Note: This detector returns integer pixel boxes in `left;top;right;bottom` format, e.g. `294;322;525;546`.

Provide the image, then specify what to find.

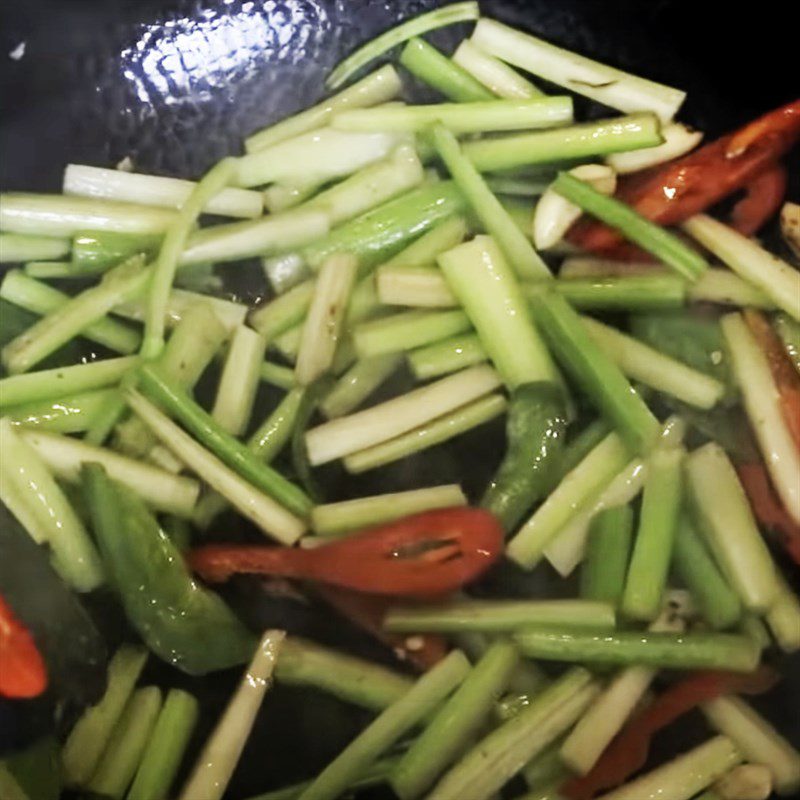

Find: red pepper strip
561;666;778;800
314;584;448;672
568;99;800;254
730;164;788;236
189;508;504;598
0;594;47;699
737;462;800;567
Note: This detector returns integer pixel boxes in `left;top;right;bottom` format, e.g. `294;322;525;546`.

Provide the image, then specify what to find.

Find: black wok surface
1;1;798;797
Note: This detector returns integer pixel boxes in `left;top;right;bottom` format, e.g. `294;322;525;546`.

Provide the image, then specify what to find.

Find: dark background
1;1;798;797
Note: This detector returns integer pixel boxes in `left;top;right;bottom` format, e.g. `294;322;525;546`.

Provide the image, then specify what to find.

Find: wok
1;1;798;796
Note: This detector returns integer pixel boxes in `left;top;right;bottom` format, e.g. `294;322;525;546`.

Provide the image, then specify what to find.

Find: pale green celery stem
127;390;306;544
353;309;472;358
1;258;148;373
22;261;76;279
295;253;358;386
773;313;800;372
211;325;267;436
305;364;501;465
471;18;685;121
452;40;544;99
582;317;725;409
86;686;163;800
0;418;104;592
250;280;316;339
179;631;285;800
4;388;117;434
722;312;800;523
263;180;324;213
297;650;471;800
765;573;800;654
311;484;466;536
0;355;138;407
702;695;800;796
376;265;456;308
319;354;402;418
507;431;631;570
427;668;598;800
407;333;488;380
683;214;800;320
344;393;507;473
434;127;550;281
0;232;71;262
61;646;148;787
245;65;402;152
63;163;263;218
325;2;479;89
260;362;296;390
0;193;178;236
685;442;779;612
142;157;235;358
438;236;557;387
20;429;200;517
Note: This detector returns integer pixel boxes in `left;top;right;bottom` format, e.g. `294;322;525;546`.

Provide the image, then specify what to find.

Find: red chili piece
0;594;47;699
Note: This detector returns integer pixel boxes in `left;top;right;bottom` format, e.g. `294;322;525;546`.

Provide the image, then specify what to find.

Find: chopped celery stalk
685;443;778;612
211;326;267;436
64;164;262;218
521;741;570;789
377;214;469;268
385;599;616;633
515;627;759;671
486;176;551;196
263;252;313;295
376;265;457;307
22;261;77;279
4;388;117;434
0;355;137;407
71;230;161;273
582;317;725;408
714;764;772;800
739;613;771;652
300;144;425;226
135;364;311;517
245;65;402;152
0;193;178;236
179;631;285;800
319;354;402;418
353;309;472;358
264;180;324;213
0;269;141;354
143;157;236;358
260;361;295;390
773;313;800;373
580;504;634;606
312;484;466;536
593;736;741;800
399;37;494;103
0;419;104;591
453;39;544;99
299;182;468;274
306;363;501;465
408;333;488;380
683;215;800;320
20;429;200;517
765;573;800;654
702;695;800;796
127;390;306;544
427;668;598;800
672;515;742;631
540;275;687;311
472;19;685;121
235;128;404;188
553;172;709;280
297;650;470;800
507;432;631;570
559;257;664;278
127;689;199;800
621;447;684;621
528;289;660;453
86;686;163;800
434;127;551;280
250;280;316;339
438;237;556;385
392;640;520;800
722;313;800;523
295;253;358;385
0;232;70;262
275;637;414;711
463;114;662;172
335;96;572;134
606;122;703;173
2;256;148;374
326;2;480;89
61;646;148;787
